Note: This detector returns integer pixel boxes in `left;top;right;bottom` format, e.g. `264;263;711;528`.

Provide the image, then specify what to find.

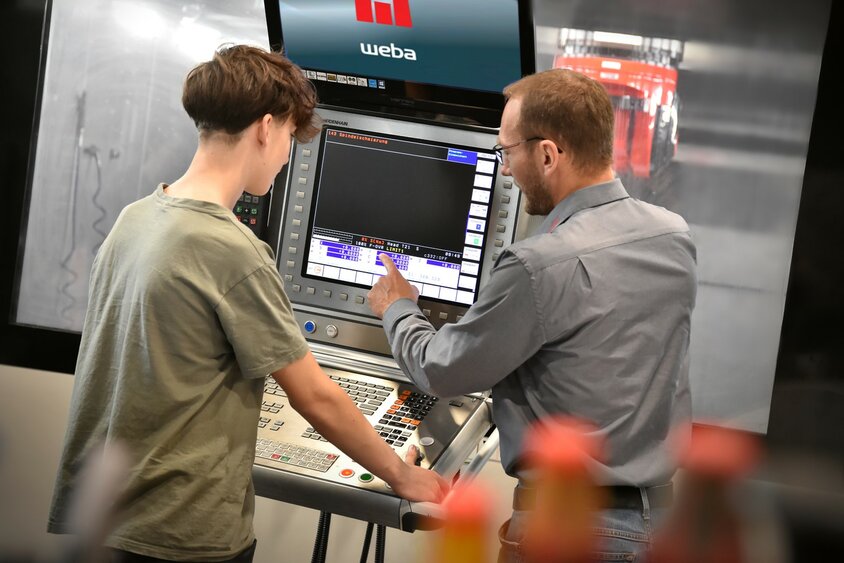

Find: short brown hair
182;44;320;143
504;69;614;174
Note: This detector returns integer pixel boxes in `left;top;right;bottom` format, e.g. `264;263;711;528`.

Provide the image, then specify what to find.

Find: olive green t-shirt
47;185;309;561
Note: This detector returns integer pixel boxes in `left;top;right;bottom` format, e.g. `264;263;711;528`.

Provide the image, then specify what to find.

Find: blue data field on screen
446;149;478;165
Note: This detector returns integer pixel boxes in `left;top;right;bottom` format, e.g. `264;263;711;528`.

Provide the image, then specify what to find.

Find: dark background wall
767;0;843;469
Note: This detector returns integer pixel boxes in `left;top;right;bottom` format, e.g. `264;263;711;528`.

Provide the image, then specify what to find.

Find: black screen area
314;139;474;252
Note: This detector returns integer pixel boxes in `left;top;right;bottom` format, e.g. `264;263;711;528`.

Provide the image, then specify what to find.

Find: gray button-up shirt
383;179;696;486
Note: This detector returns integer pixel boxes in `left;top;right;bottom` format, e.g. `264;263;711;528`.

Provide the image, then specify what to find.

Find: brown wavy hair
182;44;320;143
504;69;614;174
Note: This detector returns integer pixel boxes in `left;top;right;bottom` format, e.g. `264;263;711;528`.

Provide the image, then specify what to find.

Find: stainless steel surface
295;307;394;358
532;0;831;433
16;0;268;331
461;427;500;483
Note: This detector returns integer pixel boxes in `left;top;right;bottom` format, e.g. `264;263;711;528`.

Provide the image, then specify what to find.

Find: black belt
513;483;673;511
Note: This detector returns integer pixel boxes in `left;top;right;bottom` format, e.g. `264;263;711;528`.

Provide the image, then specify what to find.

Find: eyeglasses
492;137;561;164
492;137;541;164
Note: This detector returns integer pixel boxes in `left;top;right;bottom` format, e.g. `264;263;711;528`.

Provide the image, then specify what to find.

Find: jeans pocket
592;524;648;562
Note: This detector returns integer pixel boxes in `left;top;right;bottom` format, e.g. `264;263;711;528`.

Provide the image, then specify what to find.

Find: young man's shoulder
108;191;276;269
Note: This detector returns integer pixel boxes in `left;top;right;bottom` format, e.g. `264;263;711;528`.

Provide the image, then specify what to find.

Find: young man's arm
271;351;449;502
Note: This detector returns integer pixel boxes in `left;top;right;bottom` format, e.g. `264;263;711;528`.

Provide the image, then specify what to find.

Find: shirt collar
535;178;630;234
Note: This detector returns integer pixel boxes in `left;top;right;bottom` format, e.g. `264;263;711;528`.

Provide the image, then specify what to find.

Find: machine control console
254;367;486;493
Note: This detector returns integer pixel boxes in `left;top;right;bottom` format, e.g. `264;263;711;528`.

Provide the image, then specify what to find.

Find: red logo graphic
355;0;412;27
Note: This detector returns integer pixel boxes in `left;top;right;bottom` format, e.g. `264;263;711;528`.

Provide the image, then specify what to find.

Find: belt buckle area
513;483;672;511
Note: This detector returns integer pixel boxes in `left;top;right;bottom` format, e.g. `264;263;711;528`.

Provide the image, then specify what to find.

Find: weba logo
360;42;417;60
355;0;417;61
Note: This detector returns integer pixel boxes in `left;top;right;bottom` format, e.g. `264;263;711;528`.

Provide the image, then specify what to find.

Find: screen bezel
263;0;535;127
301;124;498;308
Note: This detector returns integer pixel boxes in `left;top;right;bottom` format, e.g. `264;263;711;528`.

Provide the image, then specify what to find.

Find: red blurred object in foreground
432;481;493;563
650;424;763;563
681;423;762;478
522;416;604;472
520;416;605;563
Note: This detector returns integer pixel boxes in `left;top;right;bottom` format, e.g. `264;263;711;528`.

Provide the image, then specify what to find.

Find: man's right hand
387;445;450;502
367;253;419;319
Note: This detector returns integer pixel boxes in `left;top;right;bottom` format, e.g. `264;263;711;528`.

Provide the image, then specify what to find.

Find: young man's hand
367;253;419;318
387;445;450;502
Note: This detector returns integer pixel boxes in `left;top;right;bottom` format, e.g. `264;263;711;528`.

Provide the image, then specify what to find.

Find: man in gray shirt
368;69;696;560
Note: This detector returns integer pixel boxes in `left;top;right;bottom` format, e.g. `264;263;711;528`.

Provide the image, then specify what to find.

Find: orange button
339;468;355;478
387;409;397;414
410;420;421;426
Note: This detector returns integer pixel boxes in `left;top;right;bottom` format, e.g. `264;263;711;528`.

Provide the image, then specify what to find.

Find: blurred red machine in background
554;29;684;180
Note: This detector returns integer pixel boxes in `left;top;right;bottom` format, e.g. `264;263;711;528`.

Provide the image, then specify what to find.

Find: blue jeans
498;504;667;563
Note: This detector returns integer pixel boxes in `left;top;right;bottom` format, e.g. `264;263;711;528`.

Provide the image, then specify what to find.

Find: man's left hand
367;253;419;318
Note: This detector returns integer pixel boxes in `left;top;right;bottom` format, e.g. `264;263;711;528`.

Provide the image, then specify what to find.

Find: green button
358;473;374;483
235;205;243;213
251;208;258;215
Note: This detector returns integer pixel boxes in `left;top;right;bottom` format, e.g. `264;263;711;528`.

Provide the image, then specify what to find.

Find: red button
339;468;355;478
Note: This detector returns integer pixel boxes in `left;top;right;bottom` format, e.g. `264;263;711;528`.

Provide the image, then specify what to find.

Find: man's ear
541;140;562;175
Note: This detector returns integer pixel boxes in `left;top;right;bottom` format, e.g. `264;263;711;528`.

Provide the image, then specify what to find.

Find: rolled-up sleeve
382;251;546;397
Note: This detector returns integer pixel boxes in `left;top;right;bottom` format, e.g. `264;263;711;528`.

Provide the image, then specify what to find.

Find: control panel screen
303;127;498;306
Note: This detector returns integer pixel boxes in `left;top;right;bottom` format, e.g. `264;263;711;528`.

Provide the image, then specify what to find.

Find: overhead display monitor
264;0;535;124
